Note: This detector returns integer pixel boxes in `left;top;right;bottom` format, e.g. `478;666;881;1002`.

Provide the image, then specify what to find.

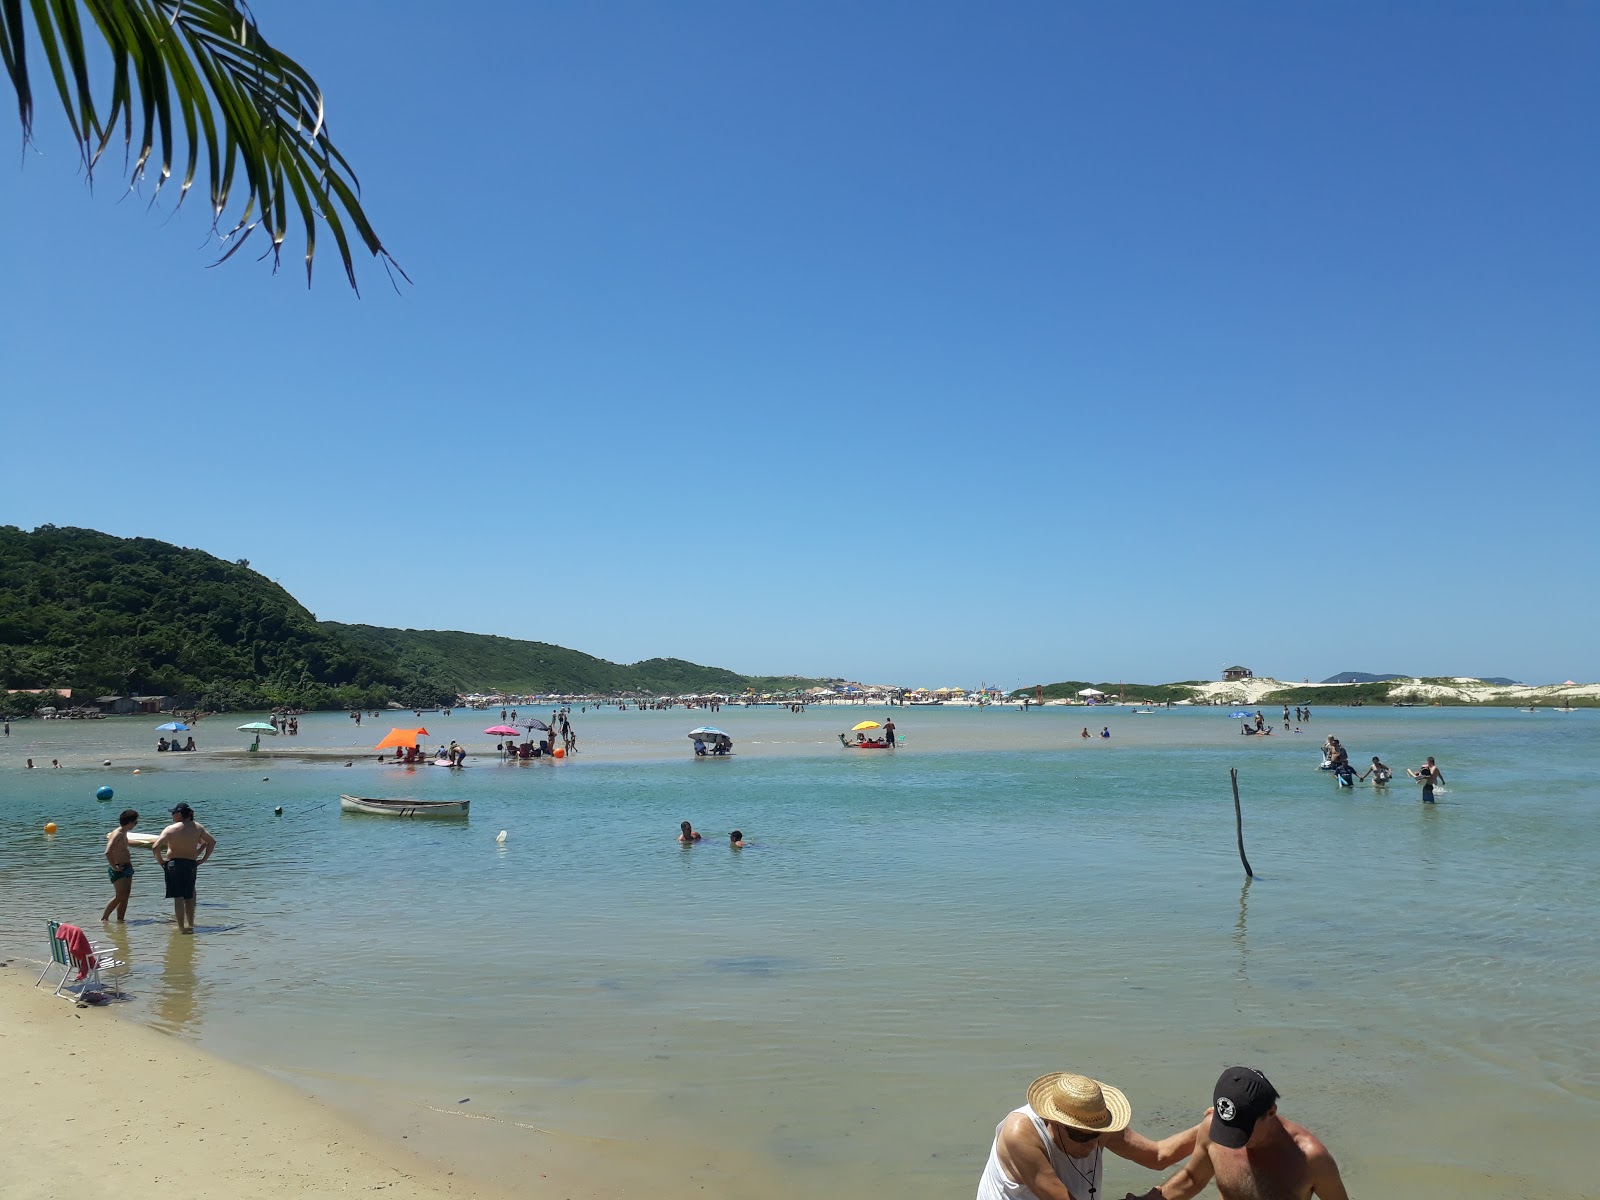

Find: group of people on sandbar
976;1066;1346;1199
156;735;197;752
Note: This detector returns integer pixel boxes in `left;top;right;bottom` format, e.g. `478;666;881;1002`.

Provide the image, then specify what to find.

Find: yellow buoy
44;822;57;835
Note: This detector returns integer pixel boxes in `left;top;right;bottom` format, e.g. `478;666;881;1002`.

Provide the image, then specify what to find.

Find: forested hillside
324;624;822;696
0;526;452;712
0;527;821;713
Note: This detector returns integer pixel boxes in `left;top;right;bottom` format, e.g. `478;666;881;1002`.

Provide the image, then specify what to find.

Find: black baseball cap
1211;1066;1279;1148
171;802;195;819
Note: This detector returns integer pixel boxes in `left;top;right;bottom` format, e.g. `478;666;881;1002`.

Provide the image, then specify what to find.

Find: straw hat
1027;1073;1132;1133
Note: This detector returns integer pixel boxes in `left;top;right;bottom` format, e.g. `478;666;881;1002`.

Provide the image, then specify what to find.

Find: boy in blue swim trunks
102;809;139;922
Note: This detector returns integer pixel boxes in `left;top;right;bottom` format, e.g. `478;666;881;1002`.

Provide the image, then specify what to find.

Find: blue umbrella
1228;710;1254;719
156;721;190;732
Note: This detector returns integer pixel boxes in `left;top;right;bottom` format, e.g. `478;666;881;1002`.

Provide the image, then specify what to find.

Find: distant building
1222;665;1254;681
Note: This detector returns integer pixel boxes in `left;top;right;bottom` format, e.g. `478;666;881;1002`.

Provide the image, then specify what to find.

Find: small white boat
339;794;469;818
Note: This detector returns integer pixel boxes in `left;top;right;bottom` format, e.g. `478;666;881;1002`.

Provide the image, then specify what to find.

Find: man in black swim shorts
150;802;217;934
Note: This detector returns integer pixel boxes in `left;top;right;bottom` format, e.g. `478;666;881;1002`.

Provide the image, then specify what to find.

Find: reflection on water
1;705;1597;1199
1233;878;1250;984
152;927;204;1034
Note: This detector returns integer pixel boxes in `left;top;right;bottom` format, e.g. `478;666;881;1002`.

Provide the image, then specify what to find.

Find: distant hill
324;624;823;697
0;526;823;714
1322;671;1523;686
0;525;451;712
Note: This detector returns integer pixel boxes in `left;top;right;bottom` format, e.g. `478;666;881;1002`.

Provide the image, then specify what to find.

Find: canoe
339;794;469;818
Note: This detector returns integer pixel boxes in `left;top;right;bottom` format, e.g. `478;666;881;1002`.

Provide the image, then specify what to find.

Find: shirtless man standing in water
150;803;217;933
1126;1067;1348;1200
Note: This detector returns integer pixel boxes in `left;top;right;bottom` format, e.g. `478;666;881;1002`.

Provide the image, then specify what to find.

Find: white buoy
495;830;508;844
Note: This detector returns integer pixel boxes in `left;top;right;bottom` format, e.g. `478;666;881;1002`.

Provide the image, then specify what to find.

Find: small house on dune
1222;666;1254;681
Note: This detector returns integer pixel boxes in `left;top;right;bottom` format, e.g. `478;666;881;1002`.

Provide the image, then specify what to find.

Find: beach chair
34;920;128;999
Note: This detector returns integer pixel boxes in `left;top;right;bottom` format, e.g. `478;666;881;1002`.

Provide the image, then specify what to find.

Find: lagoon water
2;705;1596;1198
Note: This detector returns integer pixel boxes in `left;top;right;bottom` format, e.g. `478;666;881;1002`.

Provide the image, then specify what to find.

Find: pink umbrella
483;725;521;736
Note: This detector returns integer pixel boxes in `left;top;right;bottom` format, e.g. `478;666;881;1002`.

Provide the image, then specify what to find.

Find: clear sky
3;2;1596;687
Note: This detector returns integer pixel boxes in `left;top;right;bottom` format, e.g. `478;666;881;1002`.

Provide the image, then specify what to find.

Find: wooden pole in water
1231;767;1254;878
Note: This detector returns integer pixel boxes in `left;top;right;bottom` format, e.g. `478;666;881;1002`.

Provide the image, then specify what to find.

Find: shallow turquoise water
2;705;1596;1198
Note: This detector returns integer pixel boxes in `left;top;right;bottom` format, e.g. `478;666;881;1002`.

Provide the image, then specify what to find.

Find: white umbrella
1077;688;1105;697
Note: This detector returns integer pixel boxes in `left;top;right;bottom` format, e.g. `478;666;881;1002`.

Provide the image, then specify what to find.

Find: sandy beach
0;965;518;1200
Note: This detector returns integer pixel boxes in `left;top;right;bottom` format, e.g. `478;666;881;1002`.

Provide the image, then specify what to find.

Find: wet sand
0;966;519;1200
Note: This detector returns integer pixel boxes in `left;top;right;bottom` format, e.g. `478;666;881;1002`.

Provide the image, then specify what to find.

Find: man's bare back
1209;1115;1330;1200
154;820;213;862
1130;1111;1348;1200
104;826;131;867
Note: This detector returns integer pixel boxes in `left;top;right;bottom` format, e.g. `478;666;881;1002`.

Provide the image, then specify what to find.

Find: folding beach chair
34;920;128;999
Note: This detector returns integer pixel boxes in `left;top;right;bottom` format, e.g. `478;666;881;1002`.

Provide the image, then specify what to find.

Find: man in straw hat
976;1071;1200;1200
1124;1066;1348;1199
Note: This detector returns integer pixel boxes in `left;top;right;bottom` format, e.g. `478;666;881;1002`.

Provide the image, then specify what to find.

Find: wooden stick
1231;767;1254;878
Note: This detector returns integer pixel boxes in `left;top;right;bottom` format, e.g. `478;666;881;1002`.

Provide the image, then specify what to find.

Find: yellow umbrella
851;720;881;731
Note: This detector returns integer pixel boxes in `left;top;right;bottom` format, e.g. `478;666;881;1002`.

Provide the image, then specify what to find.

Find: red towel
56;923;96;979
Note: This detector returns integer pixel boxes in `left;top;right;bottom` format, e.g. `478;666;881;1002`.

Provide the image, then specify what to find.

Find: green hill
323;623;822;697
0;525;450;713
0;526;823;713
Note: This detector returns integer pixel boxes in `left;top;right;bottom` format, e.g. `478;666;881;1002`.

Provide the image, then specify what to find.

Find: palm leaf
3;0;400;291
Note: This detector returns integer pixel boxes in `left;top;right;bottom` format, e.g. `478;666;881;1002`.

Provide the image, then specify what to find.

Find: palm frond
3;0;400;291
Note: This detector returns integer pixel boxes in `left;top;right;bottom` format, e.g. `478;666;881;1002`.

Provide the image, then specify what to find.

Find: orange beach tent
375;727;430;750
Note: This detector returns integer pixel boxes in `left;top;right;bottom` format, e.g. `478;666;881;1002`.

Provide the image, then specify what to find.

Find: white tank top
975;1105;1104;1200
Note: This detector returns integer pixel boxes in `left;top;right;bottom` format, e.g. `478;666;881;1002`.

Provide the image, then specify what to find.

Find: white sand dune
1181;677;1596;705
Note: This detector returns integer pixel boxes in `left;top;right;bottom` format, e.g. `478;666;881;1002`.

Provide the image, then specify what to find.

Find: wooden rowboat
339;794;469;818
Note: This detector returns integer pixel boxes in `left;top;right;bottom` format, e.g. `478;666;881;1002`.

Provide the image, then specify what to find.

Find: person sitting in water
693;738;708;756
712;741;729;756
183;736;196;751
678;820;703;843
729;830;745;848
157;737;170;752
1101;727;1111;739
1082;727;1091;739
1360;756;1391;785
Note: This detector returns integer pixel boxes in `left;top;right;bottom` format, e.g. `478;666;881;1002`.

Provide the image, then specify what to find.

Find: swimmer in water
729;830;745;848
678;820;703;843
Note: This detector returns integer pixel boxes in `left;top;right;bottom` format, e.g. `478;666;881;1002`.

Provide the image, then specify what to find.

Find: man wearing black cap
149;802;217;935
1125;1067;1348;1199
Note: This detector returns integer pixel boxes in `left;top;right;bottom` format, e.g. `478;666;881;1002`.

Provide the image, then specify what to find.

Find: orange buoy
44;822;57;835
553;747;565;759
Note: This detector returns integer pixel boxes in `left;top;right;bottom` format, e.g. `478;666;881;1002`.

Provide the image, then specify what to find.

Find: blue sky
3;2;1596;686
